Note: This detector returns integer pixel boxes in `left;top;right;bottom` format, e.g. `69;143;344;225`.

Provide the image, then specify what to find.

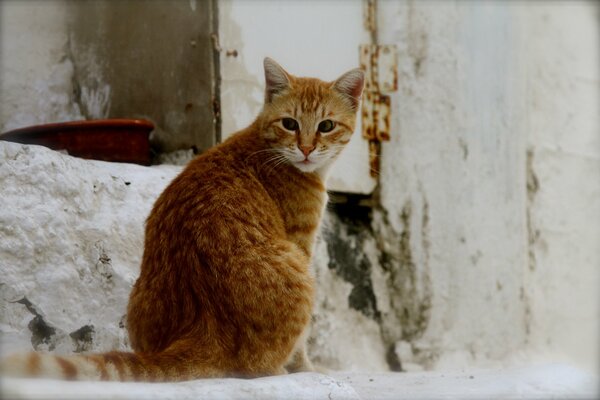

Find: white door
218;0;377;194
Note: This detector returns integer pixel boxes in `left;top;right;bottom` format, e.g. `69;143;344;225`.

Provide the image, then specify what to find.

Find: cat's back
146;131;285;255
169;131;258;200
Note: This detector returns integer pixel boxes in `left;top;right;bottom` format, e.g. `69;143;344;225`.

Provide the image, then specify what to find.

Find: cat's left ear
333;69;365;110
264;57;292;103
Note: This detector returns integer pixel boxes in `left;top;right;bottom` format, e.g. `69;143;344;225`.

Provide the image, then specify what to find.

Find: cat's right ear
264;57;291;103
333;69;365;111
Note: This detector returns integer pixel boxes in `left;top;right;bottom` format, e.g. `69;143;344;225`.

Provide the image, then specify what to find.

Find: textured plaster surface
0;0;218;153
374;1;599;373
376;1;528;369
522;3;600;374
0;142;181;356
0;0;83;131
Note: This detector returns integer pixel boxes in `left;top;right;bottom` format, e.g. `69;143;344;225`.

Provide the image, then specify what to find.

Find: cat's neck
222;123;327;256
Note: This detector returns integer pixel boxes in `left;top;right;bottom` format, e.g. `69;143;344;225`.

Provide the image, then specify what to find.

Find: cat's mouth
292;158;319;172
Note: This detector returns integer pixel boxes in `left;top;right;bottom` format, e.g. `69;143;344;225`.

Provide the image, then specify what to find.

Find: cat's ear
264;57;291;103
333;69;365;110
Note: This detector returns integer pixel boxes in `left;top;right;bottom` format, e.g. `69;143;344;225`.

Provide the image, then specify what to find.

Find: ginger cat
1;58;364;381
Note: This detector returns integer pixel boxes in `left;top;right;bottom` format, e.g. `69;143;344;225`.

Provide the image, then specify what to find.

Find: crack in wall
526;149;540;273
524;148;540;338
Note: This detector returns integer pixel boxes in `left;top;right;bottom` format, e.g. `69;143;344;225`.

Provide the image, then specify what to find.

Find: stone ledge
2;365;597;400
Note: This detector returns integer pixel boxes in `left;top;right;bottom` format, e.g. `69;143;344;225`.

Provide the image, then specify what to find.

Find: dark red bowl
0;119;154;165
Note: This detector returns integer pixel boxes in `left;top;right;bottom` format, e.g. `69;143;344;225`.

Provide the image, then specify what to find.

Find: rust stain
376;94;391;142
362;93;390;177
361;92;375;140
363;0;377;42
360;4;397;178
378;45;398;93
360;44;375;92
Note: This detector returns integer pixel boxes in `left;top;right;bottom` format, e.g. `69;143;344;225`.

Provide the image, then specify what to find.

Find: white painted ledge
2;365;597;400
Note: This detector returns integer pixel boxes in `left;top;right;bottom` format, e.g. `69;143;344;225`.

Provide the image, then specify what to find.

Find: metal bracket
360;43;398;177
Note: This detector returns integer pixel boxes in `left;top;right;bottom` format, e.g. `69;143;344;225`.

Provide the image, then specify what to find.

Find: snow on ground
1;365;598;400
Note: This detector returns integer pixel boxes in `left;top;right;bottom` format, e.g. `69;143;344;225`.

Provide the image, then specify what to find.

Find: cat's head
259;58;364;174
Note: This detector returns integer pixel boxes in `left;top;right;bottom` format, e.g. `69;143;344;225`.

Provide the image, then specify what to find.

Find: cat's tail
0;346;217;382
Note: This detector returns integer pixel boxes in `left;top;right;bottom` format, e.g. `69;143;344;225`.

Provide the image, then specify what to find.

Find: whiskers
246;148;291;175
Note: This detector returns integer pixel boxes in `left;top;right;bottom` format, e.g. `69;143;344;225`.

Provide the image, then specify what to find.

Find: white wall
373;0;527;369
376;0;599;373
218;0;377;194
523;3;600;373
0;0;83;131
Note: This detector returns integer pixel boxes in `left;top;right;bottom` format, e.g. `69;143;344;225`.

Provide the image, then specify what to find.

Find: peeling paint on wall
318;198;435;371
381;202;432;342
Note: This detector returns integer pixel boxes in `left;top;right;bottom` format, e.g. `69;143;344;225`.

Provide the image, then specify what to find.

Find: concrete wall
522;3;600;373
0;0;219;154
373;0;599;372
0;0;82;131
374;1;529;370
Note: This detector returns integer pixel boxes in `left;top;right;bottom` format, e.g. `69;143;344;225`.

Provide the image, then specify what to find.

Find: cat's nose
298;144;315;157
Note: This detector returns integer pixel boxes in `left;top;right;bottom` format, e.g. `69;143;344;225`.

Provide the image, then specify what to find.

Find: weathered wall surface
219;0;599;374
522;3;600;373
371;1;599;373
0;0;83;131
67;0;219;153
0;0;219;154
374;1;529;370
0;142;181;355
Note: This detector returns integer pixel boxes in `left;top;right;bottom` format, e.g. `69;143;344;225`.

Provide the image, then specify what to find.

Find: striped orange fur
0;58;364;381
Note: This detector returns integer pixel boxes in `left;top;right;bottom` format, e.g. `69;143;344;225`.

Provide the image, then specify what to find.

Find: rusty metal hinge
360;44;398;178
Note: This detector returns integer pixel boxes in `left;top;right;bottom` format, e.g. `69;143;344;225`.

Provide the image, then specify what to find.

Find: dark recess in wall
325;195;380;321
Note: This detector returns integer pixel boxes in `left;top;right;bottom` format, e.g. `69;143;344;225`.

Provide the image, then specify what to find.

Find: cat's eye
281;118;299;131
318;120;335;133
